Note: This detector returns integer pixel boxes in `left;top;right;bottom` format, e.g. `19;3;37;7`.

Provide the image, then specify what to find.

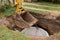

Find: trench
3;11;60;38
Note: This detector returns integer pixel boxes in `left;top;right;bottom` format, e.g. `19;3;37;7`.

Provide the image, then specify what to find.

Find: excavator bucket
1;0;38;29
15;12;38;28
6;11;38;29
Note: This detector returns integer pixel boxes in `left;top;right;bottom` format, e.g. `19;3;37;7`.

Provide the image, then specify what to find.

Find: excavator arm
16;0;25;13
0;0;38;29
16;0;23;13
14;0;25;14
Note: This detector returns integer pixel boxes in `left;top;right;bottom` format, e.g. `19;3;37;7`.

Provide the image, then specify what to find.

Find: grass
24;2;60;11
24;4;60;11
0;26;31;40
28;9;43;13
0;5;16;17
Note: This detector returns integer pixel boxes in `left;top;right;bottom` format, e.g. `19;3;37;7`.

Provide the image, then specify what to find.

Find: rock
21;27;37;36
36;28;49;37
21;27;49;37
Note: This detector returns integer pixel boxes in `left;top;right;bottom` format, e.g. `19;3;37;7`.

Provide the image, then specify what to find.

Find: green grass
24;4;60;11
0;26;31;40
28;9;43;13
0;5;16;17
